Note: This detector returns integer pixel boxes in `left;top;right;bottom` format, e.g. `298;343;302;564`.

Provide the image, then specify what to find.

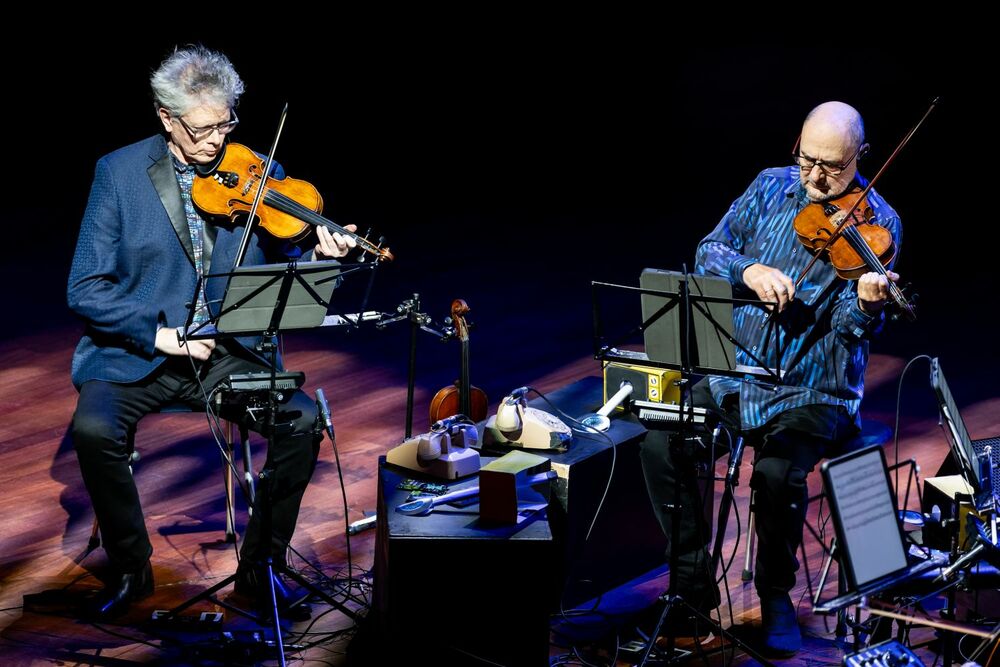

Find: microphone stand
375;294;450;439
710;431;745;576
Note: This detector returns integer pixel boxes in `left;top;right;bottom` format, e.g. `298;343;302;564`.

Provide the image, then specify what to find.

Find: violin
789;99;941;322
429;299;489;423
191;142;393;262
792;184;915;321
794;187;894;280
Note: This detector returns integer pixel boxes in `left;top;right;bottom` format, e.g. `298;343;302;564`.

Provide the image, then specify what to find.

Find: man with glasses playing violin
68;45;356;620
640;101;901;657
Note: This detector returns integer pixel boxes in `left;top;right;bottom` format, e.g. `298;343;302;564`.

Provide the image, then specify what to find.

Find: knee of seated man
72;411;124;454
751;457;808;498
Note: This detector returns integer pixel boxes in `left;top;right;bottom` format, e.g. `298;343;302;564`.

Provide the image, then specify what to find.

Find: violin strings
841;225;909;308
265;188;377;253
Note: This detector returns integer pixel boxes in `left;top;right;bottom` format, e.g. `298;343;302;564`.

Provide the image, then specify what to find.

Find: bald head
803;101;865;149
798;101;867;201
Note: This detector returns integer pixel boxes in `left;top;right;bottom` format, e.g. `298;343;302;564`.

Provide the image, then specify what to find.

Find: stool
88;403;256;549
739;419;894;582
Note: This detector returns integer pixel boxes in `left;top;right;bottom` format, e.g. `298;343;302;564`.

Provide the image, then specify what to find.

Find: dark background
3;30;991;419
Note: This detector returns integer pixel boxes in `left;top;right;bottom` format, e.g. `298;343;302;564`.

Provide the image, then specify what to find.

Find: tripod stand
635;414;771;666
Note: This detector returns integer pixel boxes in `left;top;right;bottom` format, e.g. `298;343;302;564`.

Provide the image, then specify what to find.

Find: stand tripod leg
280;567;362;622
837;558;850;642
224;421;237;542
257;468;288;667
163;572;238;619
742;491;756;582
636;594;686;665
241;425;255;511
814;538;853;643
405;295;419;439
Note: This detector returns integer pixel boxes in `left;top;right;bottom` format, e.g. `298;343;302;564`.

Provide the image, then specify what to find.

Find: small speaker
603;361;680;408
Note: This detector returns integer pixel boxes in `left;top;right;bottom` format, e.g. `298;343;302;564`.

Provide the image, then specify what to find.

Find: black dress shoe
83;561;154;619
234;562;312;621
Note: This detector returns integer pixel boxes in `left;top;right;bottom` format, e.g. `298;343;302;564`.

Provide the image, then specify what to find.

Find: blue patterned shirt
695;166;901;430
171;155;208;324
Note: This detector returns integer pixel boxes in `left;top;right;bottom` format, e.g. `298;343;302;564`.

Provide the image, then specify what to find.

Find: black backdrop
3;30;991;415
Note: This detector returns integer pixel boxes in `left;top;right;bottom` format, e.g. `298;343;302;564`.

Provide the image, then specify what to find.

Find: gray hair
150;45;244;116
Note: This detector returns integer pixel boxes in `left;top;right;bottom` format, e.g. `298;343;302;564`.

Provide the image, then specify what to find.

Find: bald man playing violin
639;102;902;657
68;45;355;621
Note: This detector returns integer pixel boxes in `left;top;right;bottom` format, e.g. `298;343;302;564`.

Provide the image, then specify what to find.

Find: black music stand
931;357;999;514
592;267;782;666
168;259;362;665
812;446;941;615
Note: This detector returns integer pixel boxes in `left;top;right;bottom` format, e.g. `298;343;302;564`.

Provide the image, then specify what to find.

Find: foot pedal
150;609;224;629
619;637;692;664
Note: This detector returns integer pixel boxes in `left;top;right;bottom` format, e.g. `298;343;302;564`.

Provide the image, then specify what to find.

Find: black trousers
639;378;856;597
72;342;321;573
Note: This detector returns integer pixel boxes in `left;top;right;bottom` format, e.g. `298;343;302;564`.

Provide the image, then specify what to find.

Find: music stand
930;357;999;512
593;267;781;666
926;357;1000;665
593;269;784;383
168;259;361;665
812;445;940;615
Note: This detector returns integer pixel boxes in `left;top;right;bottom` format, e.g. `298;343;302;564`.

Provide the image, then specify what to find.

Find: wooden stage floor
2;321;998;666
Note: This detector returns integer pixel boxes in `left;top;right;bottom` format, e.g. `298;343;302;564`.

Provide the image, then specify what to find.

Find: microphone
316;388;335;441
347;514;377;536
936;542;985;582
579;381;633;432
935;514;1000;582
727;432;745;481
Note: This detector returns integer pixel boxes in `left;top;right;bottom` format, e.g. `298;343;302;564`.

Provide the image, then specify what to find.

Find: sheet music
826;449;908;586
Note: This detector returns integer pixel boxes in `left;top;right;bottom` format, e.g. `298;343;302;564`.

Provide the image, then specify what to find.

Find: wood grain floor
1;319;997;666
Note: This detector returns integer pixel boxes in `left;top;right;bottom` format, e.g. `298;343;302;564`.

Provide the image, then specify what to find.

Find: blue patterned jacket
68;135;293;389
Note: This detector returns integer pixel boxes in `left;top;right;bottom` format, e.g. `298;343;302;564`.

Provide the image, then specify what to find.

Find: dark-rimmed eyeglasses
792;139;867;176
174;110;239;142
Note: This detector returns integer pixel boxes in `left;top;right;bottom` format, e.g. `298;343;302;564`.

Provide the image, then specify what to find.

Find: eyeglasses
174;109;239;142
792;139;867;176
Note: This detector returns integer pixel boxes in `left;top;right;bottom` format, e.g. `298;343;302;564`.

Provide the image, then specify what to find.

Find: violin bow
232;102;290;270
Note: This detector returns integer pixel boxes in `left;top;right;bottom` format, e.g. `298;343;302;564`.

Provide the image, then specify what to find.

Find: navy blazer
68;134;295;389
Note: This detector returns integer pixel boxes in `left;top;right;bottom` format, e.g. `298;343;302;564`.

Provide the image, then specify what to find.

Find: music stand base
636;594;773;666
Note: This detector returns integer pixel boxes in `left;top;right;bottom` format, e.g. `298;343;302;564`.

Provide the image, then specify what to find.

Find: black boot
234;561;311;621
759;591;801;657
83;560;154;619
